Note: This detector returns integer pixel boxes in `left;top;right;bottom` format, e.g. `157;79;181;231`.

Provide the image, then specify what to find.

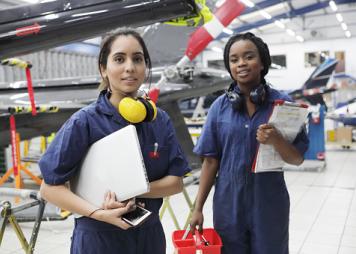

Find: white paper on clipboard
70;125;150;207
252;100;309;173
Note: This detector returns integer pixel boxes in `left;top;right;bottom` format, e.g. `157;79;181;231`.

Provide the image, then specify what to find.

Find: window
304;51;329;67
270;55;286;69
207;60;225;69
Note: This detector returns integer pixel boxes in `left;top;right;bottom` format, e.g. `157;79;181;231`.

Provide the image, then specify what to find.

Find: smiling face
100;35;146;99
228;39;264;89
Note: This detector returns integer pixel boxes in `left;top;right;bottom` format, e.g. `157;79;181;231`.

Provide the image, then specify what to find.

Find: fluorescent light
211;47;223;53
259;10;272;20
329;1;338;12
345;30;351;38
336;13;343;22
341;22;348;30
286;29;295;36
240;0;255;8
223;28;233;35
274;20;285;29
296;35;304;42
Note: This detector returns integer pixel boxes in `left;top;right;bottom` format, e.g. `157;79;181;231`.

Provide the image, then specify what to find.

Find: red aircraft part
185;0;245;60
16;22;41;37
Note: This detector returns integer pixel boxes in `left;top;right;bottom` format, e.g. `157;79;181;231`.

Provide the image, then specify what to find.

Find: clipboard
252;100;309;173
70;125;150;207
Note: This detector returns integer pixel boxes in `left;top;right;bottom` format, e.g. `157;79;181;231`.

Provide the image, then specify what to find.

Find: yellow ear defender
118;97;157;124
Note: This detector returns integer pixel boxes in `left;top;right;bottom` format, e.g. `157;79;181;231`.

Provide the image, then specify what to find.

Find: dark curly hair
223;32;271;84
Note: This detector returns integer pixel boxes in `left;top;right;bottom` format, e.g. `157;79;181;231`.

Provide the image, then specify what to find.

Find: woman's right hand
91;191;136;230
190;209;204;234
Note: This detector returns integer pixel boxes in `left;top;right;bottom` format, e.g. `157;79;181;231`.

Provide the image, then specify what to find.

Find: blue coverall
39;90;190;254
193;85;309;254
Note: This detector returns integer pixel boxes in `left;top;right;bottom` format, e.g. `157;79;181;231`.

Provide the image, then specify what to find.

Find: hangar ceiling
0;0;355;62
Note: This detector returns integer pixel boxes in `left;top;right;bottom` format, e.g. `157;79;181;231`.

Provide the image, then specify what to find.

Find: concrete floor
1;149;356;254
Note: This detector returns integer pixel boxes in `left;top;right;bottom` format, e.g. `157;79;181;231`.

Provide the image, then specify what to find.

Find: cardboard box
336;127;353;144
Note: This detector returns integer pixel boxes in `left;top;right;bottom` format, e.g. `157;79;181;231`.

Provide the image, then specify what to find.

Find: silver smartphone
122;205;151;227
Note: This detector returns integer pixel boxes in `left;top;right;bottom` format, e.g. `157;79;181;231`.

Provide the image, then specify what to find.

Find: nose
125;59;135;72
237;58;246;67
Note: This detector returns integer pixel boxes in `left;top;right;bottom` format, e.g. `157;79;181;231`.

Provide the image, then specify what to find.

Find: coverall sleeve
164;114;191;176
39;113;90;185
193;100;219;158
292;124;309;156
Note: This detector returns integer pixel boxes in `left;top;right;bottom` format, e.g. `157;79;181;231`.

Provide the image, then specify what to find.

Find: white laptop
71;125;149;207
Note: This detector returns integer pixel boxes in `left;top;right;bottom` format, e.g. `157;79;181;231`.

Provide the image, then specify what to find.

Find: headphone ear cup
118;97;147;123
137;97;157;122
227;90;243;111
250;85;266;105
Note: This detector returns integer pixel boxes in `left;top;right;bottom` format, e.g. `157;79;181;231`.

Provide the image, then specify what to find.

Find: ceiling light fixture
341;22;348;30
240;0;255;8
274;20;285;29
336;13;343;22
329;1;338;12
296;35;304;42
259;10;272;20
223;28;233;35
211;47;223;53
286;29;295;36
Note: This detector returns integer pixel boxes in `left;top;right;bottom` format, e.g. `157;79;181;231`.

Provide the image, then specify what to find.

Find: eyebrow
230;50;257;57
112;51;144;57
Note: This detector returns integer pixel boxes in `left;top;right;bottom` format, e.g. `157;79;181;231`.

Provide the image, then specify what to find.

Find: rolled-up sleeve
193;101;219;158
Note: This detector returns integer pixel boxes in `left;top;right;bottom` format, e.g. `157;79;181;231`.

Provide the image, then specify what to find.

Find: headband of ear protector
226;82;266;111
118;96;157;124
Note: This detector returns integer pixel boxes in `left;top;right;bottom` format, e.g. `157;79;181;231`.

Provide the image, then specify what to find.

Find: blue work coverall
193;85;309;254
39;90;190;254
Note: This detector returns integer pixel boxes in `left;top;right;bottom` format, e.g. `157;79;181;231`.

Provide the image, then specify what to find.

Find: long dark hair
223;32;271;84
98;28;152;90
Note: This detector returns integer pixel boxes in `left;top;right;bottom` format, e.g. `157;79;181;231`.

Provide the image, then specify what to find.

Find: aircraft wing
288;58;338;106
0;0;198;59
0;69;231;168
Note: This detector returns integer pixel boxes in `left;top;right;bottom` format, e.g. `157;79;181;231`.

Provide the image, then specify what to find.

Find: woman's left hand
102;191;136;211
256;124;283;145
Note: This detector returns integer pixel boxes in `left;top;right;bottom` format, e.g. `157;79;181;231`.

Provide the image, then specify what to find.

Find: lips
236;69;250;77
122;77;137;81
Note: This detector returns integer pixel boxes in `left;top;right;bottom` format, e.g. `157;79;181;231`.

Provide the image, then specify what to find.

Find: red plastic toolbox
172;228;222;254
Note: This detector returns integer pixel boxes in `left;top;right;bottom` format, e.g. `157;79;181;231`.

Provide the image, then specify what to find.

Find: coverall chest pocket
142;144;169;181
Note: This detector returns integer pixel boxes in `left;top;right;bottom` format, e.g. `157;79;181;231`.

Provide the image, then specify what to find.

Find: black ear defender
118;96;157;124
226;82;266;111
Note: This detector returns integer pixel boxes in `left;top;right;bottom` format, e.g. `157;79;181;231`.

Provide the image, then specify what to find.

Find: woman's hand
102;191;136;210
256;124;283;145
189;209;204;234
90;191;136;230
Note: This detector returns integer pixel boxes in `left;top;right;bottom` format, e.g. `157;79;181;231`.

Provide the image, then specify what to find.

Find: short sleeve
164;114;191;176
193;100;219;158
39;113;90;185
292;124;309;155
